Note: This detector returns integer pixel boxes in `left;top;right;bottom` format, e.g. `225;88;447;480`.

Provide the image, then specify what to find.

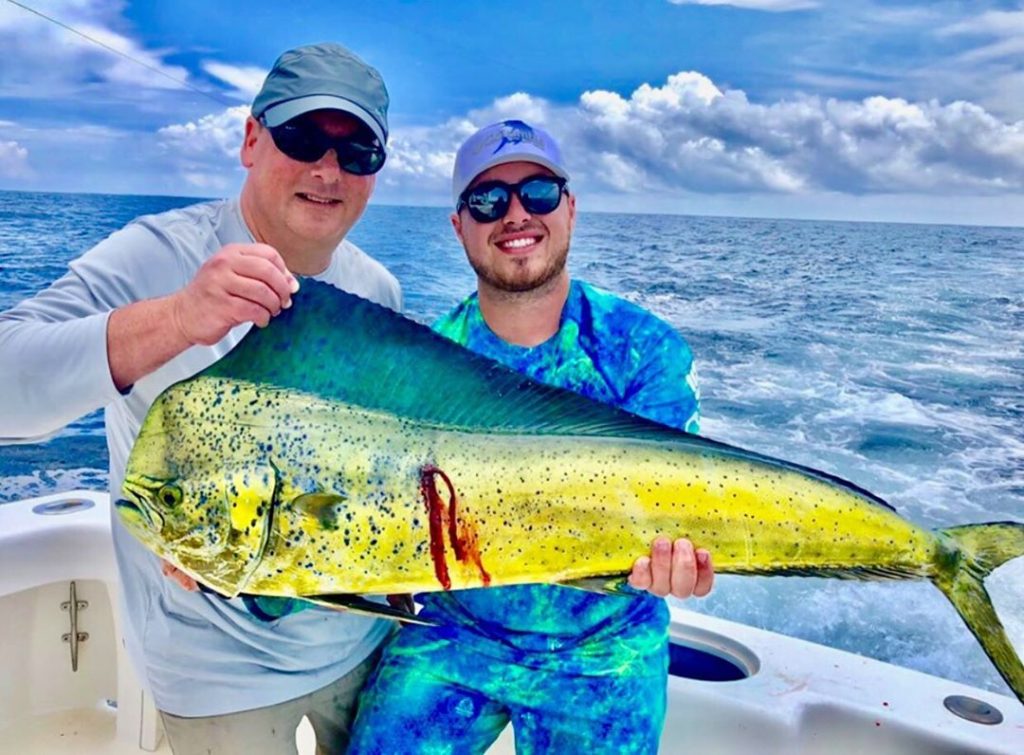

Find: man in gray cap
348;120;713;754
0;42;398;753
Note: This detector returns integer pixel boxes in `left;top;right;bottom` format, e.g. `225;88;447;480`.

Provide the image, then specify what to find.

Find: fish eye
158;483;183;508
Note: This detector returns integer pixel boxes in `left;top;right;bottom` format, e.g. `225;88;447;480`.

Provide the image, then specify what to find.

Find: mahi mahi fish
116;280;1024;704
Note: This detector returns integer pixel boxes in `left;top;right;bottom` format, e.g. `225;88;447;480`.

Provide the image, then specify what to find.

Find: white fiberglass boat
1;490;1020;754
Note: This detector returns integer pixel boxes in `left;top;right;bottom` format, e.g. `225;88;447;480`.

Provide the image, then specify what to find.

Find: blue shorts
348;624;668;755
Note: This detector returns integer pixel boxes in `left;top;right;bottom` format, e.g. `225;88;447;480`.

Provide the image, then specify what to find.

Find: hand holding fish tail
628;537;715;599
171;243;299;347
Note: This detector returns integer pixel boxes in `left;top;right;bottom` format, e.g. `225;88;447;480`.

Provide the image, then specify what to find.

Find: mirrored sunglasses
457;175;567;223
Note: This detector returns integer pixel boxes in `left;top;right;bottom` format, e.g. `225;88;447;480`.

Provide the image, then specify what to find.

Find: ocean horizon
4;187;1022;230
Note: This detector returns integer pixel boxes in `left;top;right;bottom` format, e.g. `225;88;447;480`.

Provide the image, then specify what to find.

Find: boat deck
2;491;1021;754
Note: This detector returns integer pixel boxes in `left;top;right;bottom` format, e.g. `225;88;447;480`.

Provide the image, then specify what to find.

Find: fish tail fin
934;522;1024;704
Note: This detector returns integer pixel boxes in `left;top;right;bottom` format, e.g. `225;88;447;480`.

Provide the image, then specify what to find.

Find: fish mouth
114;497;161;534
118;479;165;533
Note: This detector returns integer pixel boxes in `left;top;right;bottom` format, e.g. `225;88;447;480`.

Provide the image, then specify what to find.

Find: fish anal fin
559;576;633;597
306;593;436;626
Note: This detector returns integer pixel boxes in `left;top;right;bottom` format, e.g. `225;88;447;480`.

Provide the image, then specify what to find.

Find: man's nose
310;149;343;182
502;191;531;225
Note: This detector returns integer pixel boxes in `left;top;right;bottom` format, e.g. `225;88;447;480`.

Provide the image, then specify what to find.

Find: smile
496;235;542;252
298;193;341;206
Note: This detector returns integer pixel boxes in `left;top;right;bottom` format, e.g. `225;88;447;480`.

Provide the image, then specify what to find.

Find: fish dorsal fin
201;281;895;512
202;280;671;440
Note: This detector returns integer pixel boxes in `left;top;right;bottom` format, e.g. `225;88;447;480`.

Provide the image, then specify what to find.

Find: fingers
231;249;299;306
649;536;673;597
174;243;300;346
240;243;296;285
693;548;714;597
161;559;198;592
632;537;714;600
628;556;653;591
670;538;697;599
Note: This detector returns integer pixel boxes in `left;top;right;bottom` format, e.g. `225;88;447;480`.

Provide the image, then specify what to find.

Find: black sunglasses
260;116;386;176
457;175;568;223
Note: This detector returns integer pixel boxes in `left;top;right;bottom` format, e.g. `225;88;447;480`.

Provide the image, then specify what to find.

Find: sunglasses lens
268;121;386;175
519;178;563;214
461;177;564;222
466;185;511;222
337;140;387;176
270;123;327;162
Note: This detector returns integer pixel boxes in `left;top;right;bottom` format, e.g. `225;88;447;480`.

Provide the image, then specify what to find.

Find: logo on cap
472;119;549;157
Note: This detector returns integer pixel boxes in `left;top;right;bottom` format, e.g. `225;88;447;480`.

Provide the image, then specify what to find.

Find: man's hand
161;559;199;592
171;243;299;347
627;537;714;599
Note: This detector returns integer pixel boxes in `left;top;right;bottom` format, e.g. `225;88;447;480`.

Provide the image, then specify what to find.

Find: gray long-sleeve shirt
0;198;401;716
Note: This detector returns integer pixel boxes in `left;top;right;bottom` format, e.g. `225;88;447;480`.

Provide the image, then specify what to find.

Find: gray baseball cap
251;42;389;143
452;120;569;206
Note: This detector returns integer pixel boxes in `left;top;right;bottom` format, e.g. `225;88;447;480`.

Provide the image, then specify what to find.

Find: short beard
470;239;570;296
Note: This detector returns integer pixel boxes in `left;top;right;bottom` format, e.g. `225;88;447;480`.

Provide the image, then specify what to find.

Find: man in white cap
0;42;398;753
348;120;713;754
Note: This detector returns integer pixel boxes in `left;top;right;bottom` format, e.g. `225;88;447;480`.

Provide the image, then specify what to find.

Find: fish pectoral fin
557;576;634;597
305;593;437;626
291;492;348;530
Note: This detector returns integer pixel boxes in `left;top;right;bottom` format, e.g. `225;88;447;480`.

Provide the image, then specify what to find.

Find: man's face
240;109;375;256
452;161;576;294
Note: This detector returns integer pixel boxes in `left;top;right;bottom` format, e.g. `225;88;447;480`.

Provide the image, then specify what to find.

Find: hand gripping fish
116;281;1024;705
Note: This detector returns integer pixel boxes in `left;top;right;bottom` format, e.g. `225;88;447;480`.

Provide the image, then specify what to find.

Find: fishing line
4;0;234;107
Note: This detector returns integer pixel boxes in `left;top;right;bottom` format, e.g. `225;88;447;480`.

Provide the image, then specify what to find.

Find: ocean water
1;190;1022;698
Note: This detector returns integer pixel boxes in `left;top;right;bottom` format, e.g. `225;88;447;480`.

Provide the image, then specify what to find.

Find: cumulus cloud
0;140;30;178
144;65;1024;206
381;93;555;194
668;0;819;11
156;105;249;191
381;71;1024;201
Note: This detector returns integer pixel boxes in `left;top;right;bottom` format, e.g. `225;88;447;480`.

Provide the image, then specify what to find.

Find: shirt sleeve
0;222;186;441
621;328;701;434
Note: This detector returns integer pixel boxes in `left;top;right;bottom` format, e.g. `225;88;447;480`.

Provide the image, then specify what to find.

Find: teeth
500;237;538;249
302;194;337;205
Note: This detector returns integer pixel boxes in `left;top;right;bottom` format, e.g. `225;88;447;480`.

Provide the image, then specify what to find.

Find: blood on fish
420;465;451;589
420;465;491;589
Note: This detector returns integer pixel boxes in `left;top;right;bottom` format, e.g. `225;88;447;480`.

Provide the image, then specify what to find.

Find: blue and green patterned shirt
416;279;700;670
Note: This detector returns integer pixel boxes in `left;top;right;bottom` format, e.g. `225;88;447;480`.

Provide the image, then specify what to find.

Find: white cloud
0;1;191;98
939;11;1024;66
158;106;249;158
203;62;268;101
0;140;30;178
668;0;820;11
380;71;1024;203
156;105;249;190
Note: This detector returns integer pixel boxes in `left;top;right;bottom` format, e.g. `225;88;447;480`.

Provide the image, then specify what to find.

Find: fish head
117;465;279;595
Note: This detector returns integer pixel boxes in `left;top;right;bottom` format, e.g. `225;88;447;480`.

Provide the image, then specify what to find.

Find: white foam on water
989;557;1024;666
0;468;108;504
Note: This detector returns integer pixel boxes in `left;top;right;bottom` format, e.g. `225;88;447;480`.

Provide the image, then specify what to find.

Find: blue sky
1;0;1024;225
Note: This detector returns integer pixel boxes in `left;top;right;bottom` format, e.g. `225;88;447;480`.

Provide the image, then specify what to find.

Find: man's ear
240;116;261;168
567;191;577;233
451;211;463;243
